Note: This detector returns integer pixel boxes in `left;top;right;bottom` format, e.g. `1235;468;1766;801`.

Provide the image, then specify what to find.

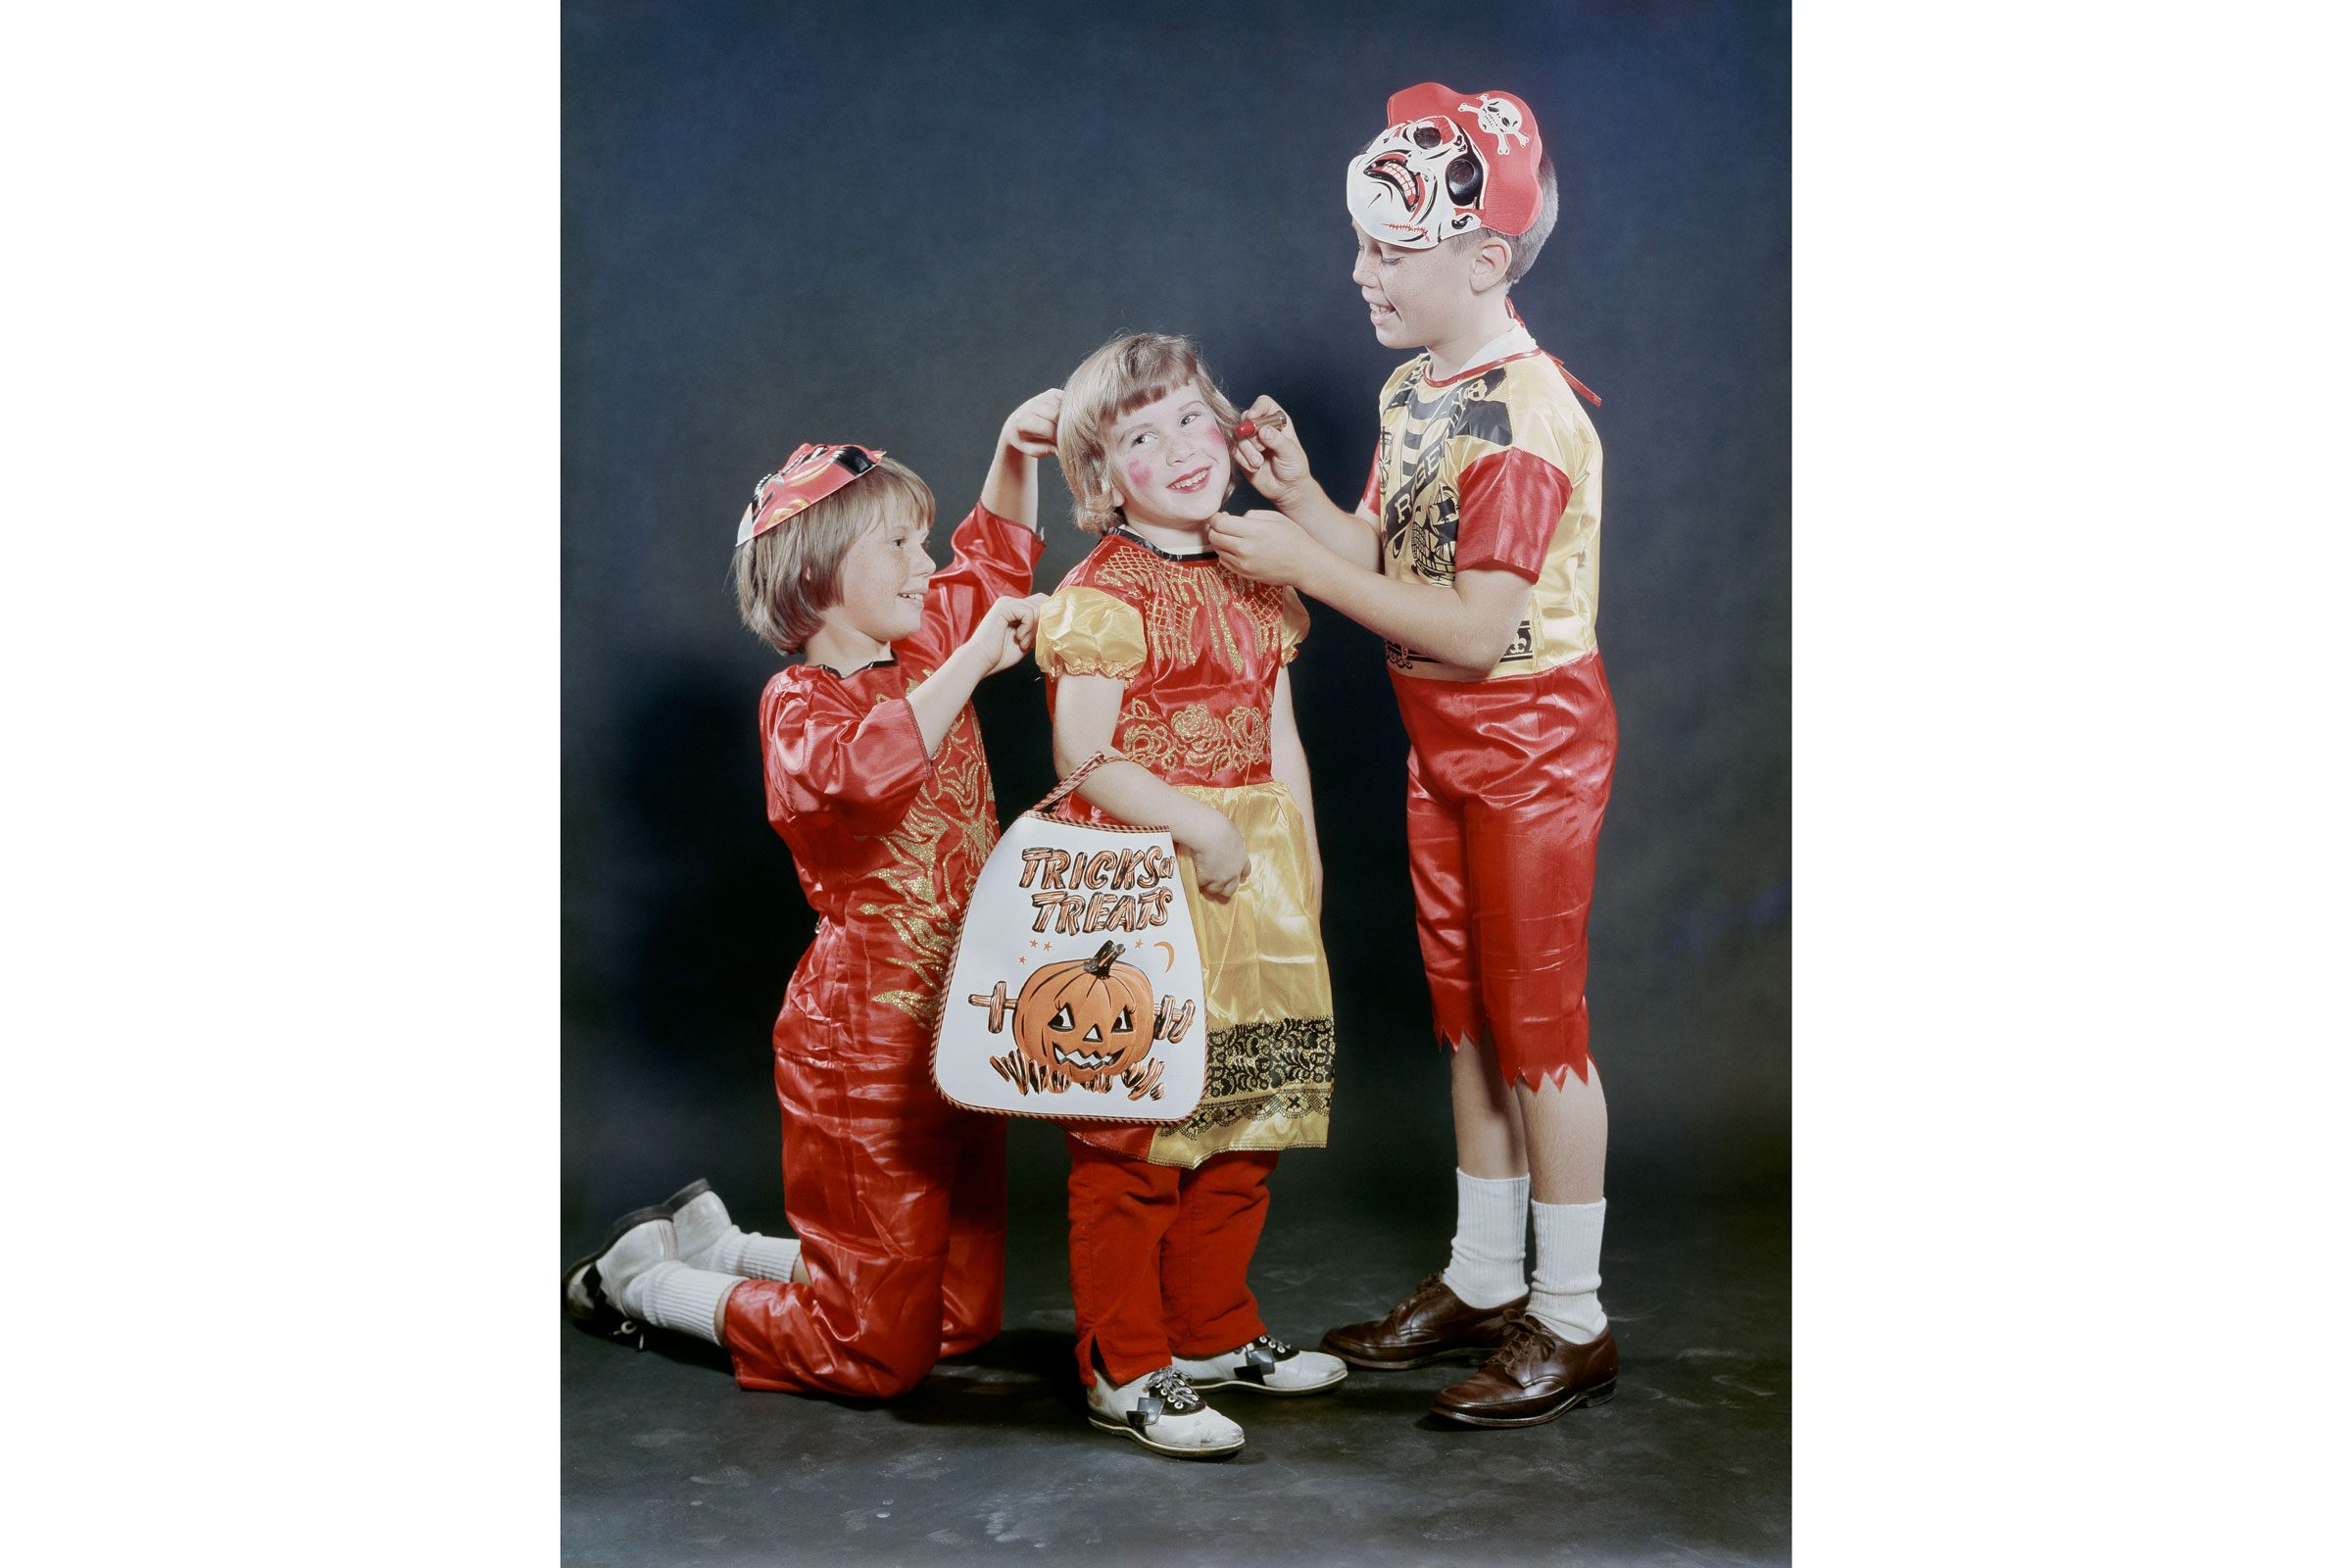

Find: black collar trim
809;653;898;678
1111;525;1216;563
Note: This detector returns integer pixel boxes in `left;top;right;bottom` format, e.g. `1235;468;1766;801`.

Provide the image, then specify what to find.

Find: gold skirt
1147;780;1338;1167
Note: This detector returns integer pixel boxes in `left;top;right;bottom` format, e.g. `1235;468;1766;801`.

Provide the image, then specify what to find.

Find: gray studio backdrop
562;0;1788;1240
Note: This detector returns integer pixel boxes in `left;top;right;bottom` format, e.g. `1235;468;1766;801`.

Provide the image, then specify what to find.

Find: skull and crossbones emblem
1461;96;1531;155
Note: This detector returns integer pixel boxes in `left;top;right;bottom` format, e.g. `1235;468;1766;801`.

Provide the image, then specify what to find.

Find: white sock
672;1190;802;1281
1441;1168;1530;1309
617;1261;743;1348
732;1233;803;1282
1527;1198;1608;1344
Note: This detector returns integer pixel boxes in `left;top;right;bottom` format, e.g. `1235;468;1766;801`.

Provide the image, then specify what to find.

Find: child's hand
1230;396;1313;508
1001;389;1064;459
966;594;1046;675
1207;510;1315;588
1187;812;1250;901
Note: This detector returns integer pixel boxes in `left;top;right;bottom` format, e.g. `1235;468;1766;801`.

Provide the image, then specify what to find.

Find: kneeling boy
564;393;1058;1397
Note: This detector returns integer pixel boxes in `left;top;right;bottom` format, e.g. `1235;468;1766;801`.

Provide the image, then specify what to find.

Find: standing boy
1210;84;1618;1427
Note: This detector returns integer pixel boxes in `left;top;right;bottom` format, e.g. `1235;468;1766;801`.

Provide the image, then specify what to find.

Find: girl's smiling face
1103;381;1231;533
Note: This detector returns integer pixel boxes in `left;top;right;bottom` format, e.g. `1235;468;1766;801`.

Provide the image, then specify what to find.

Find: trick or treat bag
933;754;1207;1122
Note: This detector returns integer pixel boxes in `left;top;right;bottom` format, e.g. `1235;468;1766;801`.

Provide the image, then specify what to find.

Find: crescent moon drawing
1153;941;1175;971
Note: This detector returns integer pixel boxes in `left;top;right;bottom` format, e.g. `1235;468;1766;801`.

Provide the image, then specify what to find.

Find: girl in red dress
1036;334;1346;1458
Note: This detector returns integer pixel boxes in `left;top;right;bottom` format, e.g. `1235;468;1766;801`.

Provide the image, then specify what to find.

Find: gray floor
563;1182;1788;1566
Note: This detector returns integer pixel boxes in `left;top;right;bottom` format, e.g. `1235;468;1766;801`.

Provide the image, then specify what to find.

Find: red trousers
1394;651;1618;1087
723;1032;1007;1398
1065;1136;1279;1387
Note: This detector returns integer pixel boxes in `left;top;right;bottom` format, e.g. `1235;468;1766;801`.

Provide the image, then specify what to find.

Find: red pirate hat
1347;83;1544;248
734;443;887;546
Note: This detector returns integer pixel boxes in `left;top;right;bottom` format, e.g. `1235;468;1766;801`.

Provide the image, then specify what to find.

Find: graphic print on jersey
1376;366;1533;671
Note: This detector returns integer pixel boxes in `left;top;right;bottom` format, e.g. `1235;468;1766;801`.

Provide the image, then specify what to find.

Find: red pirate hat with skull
1346;83;1544;249
734;442;887;546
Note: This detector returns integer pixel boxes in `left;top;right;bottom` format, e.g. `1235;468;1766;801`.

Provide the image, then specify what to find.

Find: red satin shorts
1391;651;1617;1087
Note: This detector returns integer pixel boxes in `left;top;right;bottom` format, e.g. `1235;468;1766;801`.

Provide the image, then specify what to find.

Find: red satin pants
723;1030;1007;1398
1065;1137;1280;1388
1393;651;1618;1088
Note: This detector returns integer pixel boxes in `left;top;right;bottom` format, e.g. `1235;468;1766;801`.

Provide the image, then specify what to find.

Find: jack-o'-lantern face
1011;940;1155;1089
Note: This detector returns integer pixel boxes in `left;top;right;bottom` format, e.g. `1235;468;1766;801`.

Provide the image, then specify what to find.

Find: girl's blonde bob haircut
1055;332;1242;535
733;455;935;656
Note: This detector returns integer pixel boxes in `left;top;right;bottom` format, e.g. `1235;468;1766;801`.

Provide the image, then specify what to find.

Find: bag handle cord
1032;751;1121;818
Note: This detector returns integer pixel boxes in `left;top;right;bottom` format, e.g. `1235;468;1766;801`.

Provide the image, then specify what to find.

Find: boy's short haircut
1445;152;1558;286
1057;332;1243;534
734;454;935;654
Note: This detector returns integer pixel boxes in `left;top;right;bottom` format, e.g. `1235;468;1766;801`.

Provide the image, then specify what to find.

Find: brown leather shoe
1430;1313;1618;1427
1320;1274;1529;1370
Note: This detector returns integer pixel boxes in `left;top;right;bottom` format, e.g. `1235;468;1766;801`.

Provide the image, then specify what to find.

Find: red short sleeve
899;502;1046;671
1358;452;1381;517
760;672;932;832
1449;447;1574;582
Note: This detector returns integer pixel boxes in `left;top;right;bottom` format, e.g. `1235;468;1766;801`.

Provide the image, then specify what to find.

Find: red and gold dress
721;501;1042;1399
1035;525;1337;1386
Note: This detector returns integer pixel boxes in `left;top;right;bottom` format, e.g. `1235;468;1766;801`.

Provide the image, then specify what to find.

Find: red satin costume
722;502;1042;1397
1368;334;1618;1088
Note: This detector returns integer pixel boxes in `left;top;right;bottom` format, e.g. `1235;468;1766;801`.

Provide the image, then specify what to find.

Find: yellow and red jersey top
760;502;1043;1032
1361;333;1604;682
1034;528;1309;792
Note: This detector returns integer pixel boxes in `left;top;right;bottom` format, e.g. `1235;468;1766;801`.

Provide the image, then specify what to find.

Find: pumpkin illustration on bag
965;939;1188;1101
1009;940;1153;1090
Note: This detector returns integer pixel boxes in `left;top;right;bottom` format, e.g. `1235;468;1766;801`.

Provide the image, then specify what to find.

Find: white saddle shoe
1086;1364;1246;1459
1172;1334;1348;1395
560;1206;677;1348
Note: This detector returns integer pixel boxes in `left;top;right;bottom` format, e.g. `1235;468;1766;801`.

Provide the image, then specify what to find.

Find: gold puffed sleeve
1277;588;1311;666
1036;585;1147;680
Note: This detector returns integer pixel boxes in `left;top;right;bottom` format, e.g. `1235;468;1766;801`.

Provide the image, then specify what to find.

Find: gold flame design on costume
857;704;998;1023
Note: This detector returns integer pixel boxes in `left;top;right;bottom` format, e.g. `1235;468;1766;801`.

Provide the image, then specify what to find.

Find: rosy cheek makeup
1123;458;1155;494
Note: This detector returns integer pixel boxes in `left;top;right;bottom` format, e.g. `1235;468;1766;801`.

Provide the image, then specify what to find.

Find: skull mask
1347;115;1488;248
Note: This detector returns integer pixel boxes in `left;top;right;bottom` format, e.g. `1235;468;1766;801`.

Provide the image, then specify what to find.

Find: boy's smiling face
821;514;935;650
1352;221;1480;354
1103;381;1231;532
